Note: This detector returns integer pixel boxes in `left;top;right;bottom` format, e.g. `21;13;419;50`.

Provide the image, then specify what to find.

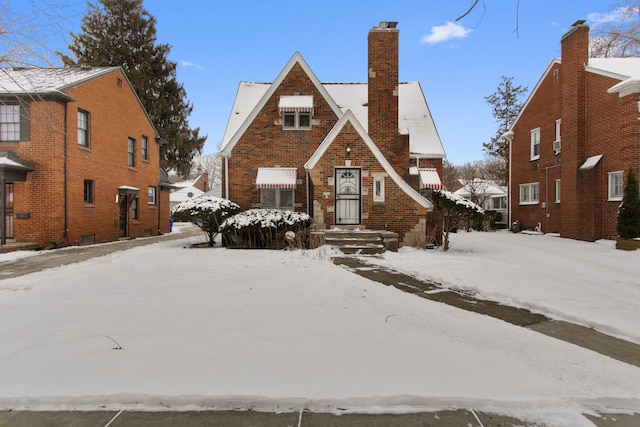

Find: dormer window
279;95;313;130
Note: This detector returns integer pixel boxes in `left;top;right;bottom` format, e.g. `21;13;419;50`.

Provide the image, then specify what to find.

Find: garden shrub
221;209;312;249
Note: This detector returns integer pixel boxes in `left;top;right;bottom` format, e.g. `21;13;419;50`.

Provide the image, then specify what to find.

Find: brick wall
3;69;165;247
511;23;640;241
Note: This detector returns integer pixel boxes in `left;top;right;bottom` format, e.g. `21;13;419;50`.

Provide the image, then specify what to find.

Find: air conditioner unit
553;140;561;154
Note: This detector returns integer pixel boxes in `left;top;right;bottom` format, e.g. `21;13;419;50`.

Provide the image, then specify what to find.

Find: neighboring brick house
0;67;171;249
507;20;640;241
219;22;446;246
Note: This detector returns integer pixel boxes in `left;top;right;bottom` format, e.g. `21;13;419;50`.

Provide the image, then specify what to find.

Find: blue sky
8;0;619;164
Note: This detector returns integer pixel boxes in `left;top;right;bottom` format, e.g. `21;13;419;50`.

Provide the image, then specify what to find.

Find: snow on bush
221;209;312;249
171;196;240;247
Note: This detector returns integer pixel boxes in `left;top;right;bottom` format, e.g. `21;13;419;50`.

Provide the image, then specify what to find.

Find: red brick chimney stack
560;20;591;240
368;22;402;171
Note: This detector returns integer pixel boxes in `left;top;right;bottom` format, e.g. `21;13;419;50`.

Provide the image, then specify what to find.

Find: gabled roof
219;54;445;159
305;110;433;210
0;66;160;138
0;67;118;95
219;52;342;157
511;56;640;131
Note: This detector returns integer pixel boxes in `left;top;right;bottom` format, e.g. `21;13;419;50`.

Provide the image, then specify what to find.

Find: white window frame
553;119;561;154
147;186;156;205
0;104;20;141
608;171;624;201
519;182;539;205
260;188;295;210
530;128;540;160
491;196;507;210
373;176;385;202
555;179;561;203
78;110;89;147
282;111;312;130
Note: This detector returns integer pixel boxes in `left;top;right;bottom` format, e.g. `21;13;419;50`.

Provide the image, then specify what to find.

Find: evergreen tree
617;170;640;238
69;0;205;176
483;76;527;183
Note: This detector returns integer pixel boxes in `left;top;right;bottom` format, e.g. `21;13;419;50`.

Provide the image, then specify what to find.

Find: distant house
169;172;209;209
218;22;446;246
507;20;640;240
0;67;171;249
452;179;508;225
170;186;204;210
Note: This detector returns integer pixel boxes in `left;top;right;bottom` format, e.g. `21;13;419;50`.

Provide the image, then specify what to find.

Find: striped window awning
279;95;313;112
418;168;443;189
255;167;297;189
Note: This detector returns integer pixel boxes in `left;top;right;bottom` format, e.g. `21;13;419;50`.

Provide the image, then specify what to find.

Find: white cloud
588;6;636;26
181;60;204;71
421;21;472;45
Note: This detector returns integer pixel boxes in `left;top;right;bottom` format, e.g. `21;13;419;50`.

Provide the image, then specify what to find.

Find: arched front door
335;168;361;225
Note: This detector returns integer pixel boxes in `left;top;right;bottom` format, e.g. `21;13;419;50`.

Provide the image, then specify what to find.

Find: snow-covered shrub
220;209;312;249
432;190;484;251
171;196;240;247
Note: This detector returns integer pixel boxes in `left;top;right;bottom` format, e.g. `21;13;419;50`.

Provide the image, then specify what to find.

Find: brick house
507;20;640;241
219;22;446;246
0;67;171;249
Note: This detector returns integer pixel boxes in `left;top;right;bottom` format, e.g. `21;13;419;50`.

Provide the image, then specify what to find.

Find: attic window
279;96;313;130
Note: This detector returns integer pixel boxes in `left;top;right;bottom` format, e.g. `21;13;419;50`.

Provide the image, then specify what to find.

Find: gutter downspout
306;169;310;216
501;130;515;228
63;101;69;245
224;157;229;198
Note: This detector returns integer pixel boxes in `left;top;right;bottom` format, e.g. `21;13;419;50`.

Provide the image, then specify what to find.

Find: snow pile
0;230;639;425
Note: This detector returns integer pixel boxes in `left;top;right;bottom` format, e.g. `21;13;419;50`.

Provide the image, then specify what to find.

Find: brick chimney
368;22;406;174
560;20;591;240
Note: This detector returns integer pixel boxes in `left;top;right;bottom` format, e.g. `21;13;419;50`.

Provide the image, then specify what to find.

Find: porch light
346;144;351;157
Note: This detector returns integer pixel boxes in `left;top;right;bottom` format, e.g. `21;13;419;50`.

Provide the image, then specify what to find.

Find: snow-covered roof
0;67;120;95
219;53;444;159
170;186;204;203
453;179;507;198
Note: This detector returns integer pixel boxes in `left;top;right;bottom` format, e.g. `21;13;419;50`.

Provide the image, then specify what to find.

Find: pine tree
617;170;640;239
69;0;205;177
483;76;527;184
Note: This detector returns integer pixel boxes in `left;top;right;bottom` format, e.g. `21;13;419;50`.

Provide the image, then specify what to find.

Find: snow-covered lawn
0;226;639;426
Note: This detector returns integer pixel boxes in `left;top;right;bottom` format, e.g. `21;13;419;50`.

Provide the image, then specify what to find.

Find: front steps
312;228;398;254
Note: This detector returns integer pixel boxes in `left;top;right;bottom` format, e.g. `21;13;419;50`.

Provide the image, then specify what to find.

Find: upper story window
141;135;149;161
78;110;89;147
608;171;623;201
530;128;540;160
519;182;539;205
0;104;21;141
553;119;561;154
279;95;313;130
128;137;136;167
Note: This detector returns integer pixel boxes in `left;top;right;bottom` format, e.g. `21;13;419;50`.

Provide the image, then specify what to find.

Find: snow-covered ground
0;224;639;426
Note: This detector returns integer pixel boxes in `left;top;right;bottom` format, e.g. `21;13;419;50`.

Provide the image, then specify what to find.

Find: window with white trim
491;196;506;210
147;186;156;205
530;128;540;160
555;179;561;203
373;176;385;202
78;110;89;147
553;119;561;154
519;182;539;205
608;171;623;201
260;188;294;210
0;104;20;141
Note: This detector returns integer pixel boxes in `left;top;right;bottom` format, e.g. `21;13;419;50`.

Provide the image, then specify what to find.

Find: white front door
335;168;361;225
